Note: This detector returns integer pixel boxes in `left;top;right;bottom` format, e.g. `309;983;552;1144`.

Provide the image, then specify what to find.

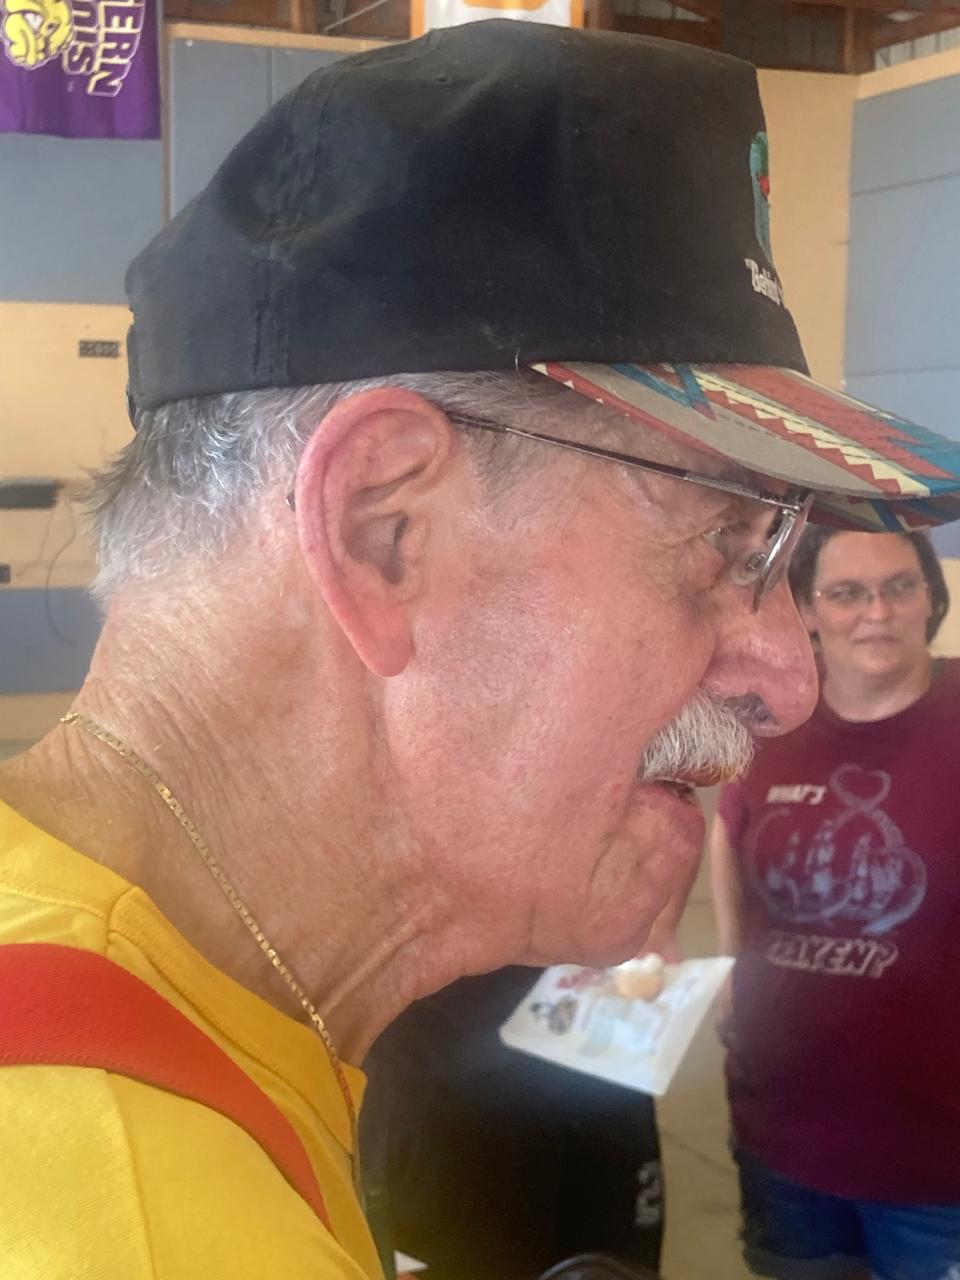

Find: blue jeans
736;1148;960;1280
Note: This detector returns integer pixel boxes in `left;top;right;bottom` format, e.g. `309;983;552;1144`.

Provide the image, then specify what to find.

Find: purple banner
0;0;159;138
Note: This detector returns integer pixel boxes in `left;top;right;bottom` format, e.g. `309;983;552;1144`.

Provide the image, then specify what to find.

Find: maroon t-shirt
718;658;960;1203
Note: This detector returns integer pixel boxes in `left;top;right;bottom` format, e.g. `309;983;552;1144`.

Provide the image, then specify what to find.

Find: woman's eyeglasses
814;574;928;611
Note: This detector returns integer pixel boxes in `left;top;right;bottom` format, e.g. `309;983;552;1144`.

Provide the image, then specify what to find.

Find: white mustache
638;692;755;784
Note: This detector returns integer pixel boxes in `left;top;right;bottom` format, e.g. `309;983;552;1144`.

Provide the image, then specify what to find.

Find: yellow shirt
0;798;382;1280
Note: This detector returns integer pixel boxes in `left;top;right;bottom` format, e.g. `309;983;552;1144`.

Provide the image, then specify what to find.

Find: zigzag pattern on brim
530;360;960;531
726;366;960;482
694;375;929;499
697;368;960;494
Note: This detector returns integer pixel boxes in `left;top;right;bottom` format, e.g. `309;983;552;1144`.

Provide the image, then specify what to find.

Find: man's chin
548;790;705;968
527;924;666;971
529;893;686;971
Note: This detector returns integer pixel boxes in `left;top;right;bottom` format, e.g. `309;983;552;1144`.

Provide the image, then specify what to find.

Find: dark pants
736;1147;960;1280
362;969;664;1280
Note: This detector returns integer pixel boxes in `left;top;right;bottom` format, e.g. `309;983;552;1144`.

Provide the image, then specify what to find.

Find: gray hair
87;370;613;600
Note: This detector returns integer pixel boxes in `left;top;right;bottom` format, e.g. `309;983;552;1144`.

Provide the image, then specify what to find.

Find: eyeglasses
814;574;928;611
453;417;813;612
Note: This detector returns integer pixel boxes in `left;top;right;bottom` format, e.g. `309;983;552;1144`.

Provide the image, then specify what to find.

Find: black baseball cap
126;20;960;530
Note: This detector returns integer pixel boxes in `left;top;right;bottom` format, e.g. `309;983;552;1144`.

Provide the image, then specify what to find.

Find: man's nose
702;576;818;736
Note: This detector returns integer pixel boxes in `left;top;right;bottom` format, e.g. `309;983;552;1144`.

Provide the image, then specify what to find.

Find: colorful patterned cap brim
532;361;960;532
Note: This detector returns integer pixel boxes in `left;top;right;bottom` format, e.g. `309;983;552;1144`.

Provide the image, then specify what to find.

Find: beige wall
1;300;130;589
0;300;128;741
933;561;960;657
759;70;857;392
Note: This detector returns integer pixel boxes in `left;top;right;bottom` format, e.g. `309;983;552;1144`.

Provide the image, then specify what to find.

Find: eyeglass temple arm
454;418;807;513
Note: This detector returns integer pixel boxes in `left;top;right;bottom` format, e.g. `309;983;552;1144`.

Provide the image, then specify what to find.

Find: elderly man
1;19;958;1280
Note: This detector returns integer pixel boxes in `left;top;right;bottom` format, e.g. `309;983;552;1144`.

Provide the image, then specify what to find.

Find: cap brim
531;361;960;532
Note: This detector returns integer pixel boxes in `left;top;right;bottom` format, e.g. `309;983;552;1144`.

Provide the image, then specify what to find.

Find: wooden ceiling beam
669;0;722;22
615;14;722;44
290;0;316;33
789;0;960;13
871;6;960;41
588;0;617;28
314;0;407;36
790;2;846;19
842;4;875;69
171;0;281;23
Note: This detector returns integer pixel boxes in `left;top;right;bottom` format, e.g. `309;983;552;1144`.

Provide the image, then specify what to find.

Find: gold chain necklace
61;710;362;1202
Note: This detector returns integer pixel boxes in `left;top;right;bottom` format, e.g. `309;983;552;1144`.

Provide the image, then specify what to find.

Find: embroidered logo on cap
744;257;783;306
750;131;772;261
744;131;783;306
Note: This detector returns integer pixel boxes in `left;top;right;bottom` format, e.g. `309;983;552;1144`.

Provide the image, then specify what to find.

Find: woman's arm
708;812;745;957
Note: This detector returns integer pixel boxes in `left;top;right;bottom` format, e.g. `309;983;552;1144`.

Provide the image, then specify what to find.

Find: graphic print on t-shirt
744;764;927;976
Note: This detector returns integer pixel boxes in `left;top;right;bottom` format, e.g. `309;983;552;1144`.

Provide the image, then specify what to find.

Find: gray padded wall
0;39;348;301
169;39;271;215
0;589;102;695
271;46;344;100
169;41;345;214
0;134;163;303
846;77;960;555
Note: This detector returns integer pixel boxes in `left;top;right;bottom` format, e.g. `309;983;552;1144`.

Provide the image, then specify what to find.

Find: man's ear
293;388;459;678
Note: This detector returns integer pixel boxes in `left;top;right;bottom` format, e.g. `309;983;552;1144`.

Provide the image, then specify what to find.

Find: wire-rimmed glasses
454;417;813;612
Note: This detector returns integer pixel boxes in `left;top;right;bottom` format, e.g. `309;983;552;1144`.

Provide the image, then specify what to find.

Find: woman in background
710;527;959;1280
